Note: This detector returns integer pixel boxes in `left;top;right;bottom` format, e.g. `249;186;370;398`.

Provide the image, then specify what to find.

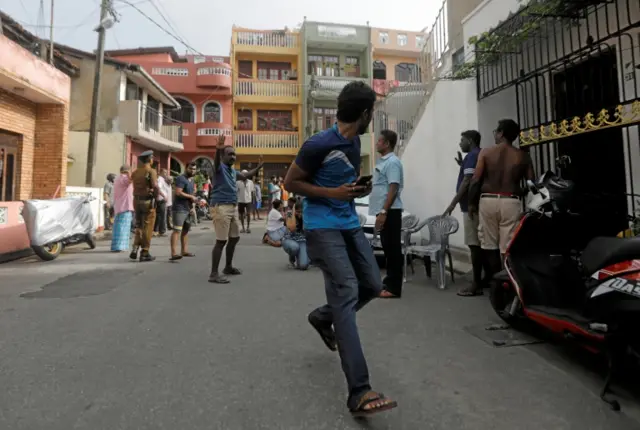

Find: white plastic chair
406;215;459;289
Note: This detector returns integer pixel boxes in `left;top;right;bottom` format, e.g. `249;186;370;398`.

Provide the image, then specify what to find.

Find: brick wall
0;89;69;201
0;90;36;200
33;104;69;198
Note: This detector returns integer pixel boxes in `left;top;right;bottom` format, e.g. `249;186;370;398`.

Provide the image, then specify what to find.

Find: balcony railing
234;131;299;150
197;127;232;137
234;79;300;98
235;31;298;48
140;103;183;143
197;67;231;76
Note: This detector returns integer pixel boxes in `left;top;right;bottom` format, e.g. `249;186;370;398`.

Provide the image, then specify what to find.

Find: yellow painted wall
372;54;420;81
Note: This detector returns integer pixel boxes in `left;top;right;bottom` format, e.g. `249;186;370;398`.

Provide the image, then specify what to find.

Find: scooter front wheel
32;241;63;261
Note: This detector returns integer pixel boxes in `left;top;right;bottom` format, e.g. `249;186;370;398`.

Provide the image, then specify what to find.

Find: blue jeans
282;239;309;270
306;228;383;409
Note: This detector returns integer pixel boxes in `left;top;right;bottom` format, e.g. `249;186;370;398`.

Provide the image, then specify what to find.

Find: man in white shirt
154;169;172;236
263;199;286;246
236;170;254;233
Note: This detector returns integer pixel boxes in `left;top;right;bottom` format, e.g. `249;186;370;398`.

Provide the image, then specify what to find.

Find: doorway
0;131;19;201
553;48;628;237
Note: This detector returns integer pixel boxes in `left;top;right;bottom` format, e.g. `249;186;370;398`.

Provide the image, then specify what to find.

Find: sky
4;0;441;56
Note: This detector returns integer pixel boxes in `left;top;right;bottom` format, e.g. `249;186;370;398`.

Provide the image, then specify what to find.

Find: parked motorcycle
491;171;640;411
194;191;211;222
22;196;97;261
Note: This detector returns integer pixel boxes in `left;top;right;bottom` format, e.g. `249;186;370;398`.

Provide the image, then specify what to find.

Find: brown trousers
133;200;156;251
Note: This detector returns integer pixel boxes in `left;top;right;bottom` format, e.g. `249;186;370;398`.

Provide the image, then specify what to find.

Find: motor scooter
491;171;640;411
22;196;96;261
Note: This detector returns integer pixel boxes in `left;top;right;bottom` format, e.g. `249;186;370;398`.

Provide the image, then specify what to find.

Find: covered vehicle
22;196;96;261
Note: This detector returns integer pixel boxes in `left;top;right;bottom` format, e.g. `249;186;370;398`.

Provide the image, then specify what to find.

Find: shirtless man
468;119;534;281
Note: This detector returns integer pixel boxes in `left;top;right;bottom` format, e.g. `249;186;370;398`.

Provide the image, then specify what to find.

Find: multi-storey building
57;45;182;186
300;20;374;174
105;47;233;177
230;26;303;182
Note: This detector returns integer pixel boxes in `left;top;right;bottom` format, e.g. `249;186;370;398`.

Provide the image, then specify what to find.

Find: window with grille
397;34;408;46
203;103;222;122
379;32;389;44
344;56;360;77
257;110;293;131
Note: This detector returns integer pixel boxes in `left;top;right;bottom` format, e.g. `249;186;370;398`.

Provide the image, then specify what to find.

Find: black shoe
129;249;138;260
308;313;337;352
139;253;156;262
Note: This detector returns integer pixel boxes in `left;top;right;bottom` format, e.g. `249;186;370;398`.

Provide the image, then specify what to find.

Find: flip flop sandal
350;392;398;417
308;314;337;352
379;291;400;299
182;253;196;257
208;275;230;284
170;255;183;261
223;267;242;275
457;288;484;297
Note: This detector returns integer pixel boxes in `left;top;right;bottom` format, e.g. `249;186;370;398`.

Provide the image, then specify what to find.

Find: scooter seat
581;236;640;275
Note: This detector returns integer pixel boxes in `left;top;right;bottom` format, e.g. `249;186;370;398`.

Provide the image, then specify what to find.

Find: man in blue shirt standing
369;130;404;298
443;130;483;296
170;162;197;261
285;81;397;416
209;135;263;284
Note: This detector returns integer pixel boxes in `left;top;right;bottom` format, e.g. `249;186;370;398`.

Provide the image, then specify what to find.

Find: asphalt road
1;224;639;430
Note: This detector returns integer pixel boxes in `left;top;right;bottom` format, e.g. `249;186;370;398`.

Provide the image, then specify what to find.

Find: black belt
481;193;520;200
134;196;153;201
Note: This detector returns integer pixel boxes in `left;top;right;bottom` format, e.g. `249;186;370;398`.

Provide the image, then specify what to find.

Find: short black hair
497;119;520;142
288;196;296;204
380;130;398;149
461;130;481;146
272;199;282;210
336;81;377;123
186;162;197;169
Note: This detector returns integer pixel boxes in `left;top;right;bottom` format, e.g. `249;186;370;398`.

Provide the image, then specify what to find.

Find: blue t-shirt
295;125;361;231
211;164;237;205
456;147;480;213
173;175;194;212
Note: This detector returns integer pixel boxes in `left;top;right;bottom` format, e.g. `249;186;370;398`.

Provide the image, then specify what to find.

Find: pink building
105;48;233;176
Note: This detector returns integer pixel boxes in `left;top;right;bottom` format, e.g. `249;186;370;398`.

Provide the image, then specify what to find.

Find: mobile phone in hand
354;175;373;186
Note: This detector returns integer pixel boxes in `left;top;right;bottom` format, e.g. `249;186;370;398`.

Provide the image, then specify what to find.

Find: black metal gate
471;0;640;226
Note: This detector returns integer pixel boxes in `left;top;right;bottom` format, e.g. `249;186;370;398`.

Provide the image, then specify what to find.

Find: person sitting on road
263;199;286;247
282;198;308;270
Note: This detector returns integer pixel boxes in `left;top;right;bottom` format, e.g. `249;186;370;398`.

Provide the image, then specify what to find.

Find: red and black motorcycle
491;171;640;411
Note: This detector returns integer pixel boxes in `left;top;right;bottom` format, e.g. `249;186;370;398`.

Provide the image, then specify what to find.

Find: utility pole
48;0;54;64
85;0;110;187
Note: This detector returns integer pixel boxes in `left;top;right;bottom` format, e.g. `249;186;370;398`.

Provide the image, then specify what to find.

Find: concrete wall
66;131;127;188
67;58;122;133
400;79;478;249
0;35;71;103
304;22;370;47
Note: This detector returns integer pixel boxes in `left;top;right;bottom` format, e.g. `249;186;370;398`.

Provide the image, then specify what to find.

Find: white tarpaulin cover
23;197;95;246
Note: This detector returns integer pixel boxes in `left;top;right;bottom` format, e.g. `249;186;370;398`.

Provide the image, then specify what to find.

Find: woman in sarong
111;165;134;252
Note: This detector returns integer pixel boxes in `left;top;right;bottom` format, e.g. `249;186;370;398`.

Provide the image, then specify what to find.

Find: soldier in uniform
130;150;164;262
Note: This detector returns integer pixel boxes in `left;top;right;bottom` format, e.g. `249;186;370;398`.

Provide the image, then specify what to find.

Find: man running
170;162;197;261
285;81;397;416
209;135;263;284
469;119;534;281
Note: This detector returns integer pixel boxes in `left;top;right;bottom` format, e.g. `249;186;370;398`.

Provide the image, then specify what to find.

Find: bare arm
150;171;165;200
286;211;297;232
214;135;225;170
444;176;471;215
382;183;399;212
284;163;337;199
468;150;486;212
525;152;535;181
236;156;264;181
